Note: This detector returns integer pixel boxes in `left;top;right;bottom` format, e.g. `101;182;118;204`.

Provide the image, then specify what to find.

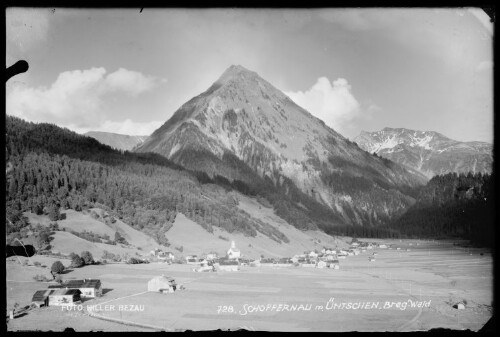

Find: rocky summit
136;65;427;226
354;127;492;179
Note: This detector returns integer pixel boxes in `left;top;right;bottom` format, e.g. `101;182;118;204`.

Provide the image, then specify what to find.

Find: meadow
6;239;492;332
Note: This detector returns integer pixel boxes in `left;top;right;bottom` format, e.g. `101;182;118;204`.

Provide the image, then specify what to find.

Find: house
148;275;177;292
206;252;218;261
351;242;359;247
250;259;261;267
325;254;336;261
159;251;175;260
150;248;174;259
32;290;53;307
308;251;319;259
379;244;387;249
185;256;199;265
316;260;327;269
327;261;340;269
227;241;241;259
217;259;239;271
291;254;306;263
48;289;82;306
323;247;335;254
301;261;316;268
260;258;276;267
49;279;102;298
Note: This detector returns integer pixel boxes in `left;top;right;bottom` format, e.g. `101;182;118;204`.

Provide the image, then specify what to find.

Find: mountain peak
354;127;492;178
216;64;258;84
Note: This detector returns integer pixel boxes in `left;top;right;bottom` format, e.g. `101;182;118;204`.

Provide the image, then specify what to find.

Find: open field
7;239;492;332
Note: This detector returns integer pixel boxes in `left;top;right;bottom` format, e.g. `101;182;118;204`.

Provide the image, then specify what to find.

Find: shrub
114;232;129;245
71;255;85;268
127;257;148;264
51;261;65;274
102;250;120;262
33;274;51;282
81;251;94;265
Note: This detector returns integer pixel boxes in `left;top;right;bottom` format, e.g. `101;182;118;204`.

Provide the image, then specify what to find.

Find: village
9;238;388;315
6;237;492;332
154;239;390;272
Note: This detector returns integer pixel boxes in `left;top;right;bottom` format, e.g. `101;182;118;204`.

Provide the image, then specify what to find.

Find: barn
49;279;102;298
32;290;54;307
48;289;82;306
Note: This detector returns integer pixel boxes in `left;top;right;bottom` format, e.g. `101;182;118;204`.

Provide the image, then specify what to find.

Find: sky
6;8;494;143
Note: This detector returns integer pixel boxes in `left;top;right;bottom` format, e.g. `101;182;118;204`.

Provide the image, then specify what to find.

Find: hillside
24;208;158;250
354;127;493;179
84;131;148;151
165;195;349;259
19;204;349;260
388;172;494;247
136;65;426;227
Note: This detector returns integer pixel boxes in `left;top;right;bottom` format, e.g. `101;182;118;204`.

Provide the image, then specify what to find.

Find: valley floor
6;239;492;332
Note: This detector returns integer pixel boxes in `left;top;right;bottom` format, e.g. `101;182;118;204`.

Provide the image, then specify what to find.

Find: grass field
6;239;492;332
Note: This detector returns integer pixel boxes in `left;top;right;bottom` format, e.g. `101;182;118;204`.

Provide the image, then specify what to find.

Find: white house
227;241;241;259
308;251;319;259
316;260;327;269
379;244;387;249
160;252;175;260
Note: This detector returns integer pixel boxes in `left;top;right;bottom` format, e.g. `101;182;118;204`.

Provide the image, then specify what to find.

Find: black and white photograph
5;7;494;332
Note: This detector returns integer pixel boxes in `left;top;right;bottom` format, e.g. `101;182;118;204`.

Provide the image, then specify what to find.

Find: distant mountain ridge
136;65;427;227
85;131;148;151
354;127;492;179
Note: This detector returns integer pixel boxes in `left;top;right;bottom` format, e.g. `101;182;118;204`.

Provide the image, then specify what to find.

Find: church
226;241;241;260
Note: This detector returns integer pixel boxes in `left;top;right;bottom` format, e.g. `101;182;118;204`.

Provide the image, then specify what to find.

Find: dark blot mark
140;8;143;13
6;244;36;258
6;60;29;82
480;7;494;22
52;8;55;14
